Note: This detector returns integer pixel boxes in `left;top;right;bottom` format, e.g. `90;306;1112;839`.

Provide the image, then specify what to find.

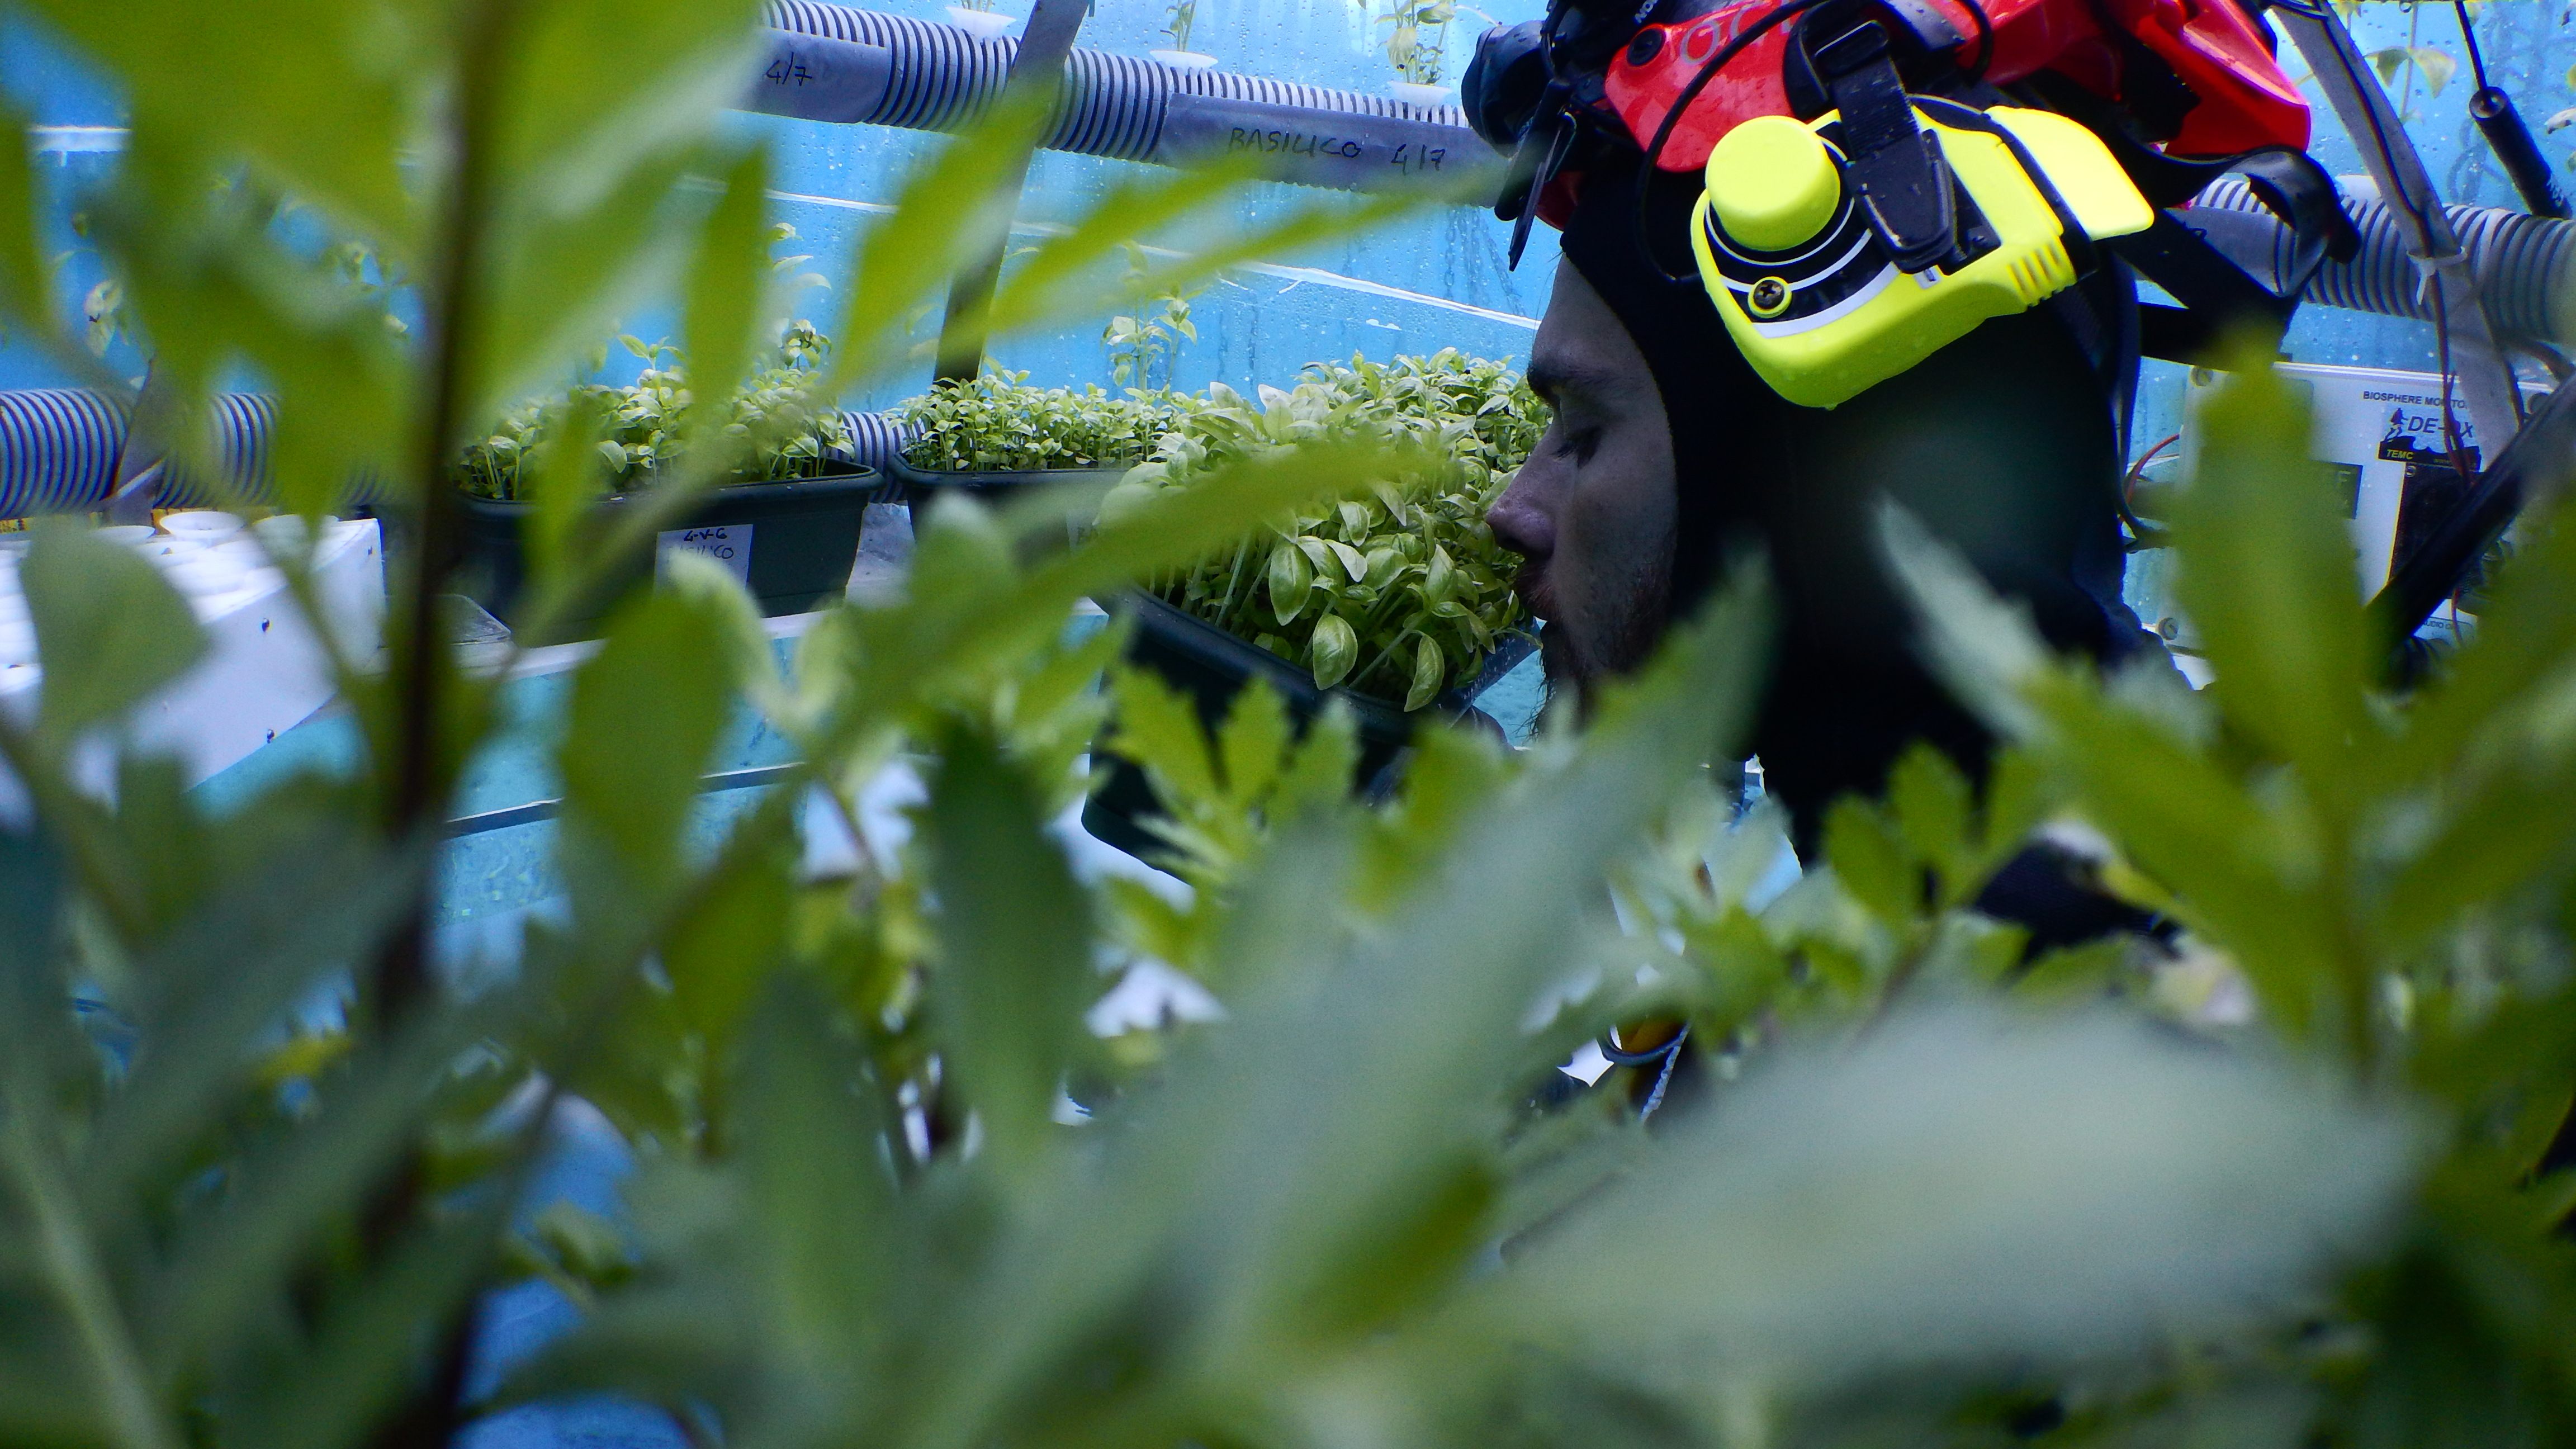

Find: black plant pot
1080;591;1530;861
456;467;883;637
889;457;1133;506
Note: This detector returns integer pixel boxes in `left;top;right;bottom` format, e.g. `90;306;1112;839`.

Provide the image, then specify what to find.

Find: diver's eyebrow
1524;356;1622;406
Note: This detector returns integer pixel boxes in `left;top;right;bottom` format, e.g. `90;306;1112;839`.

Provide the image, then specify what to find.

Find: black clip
1807;15;1955;272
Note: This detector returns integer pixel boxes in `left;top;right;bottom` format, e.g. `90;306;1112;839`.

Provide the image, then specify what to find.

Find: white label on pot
658;524;753;585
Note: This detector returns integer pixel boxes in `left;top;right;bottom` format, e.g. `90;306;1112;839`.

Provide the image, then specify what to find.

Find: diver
1462;0;2351;949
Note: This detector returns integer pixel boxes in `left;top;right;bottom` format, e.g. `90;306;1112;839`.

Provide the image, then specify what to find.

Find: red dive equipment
1459;0;2359;406
1603;0;2309;183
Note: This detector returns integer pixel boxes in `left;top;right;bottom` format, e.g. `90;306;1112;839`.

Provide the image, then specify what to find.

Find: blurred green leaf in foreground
1888;343;2576;1447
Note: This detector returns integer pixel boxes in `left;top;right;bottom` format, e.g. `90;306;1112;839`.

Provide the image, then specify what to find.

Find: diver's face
1486;262;1677;703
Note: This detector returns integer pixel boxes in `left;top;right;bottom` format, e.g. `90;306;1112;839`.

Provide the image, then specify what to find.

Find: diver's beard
1532;544;1675;722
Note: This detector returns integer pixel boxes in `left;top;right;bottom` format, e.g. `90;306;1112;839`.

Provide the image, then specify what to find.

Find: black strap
1499;0;1635;268
1913;95;2099;273
1812;17;1957;271
2097;145;2352;364
2111;213;2298;362
2231;149;2358;291
1505;103;1581;268
2015;68;2356;275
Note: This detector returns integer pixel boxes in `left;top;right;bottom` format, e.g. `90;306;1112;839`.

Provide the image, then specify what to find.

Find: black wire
2431;270;2478;487
2314;18;2479;486
1599;1027;1687;1066
1953;0;1996;83
1637;1027;1689;1121
1633;0;1837;280
2451;0;2493;93
1638;0;1834;172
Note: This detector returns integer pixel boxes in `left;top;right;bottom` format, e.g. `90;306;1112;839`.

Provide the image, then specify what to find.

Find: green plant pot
456;467;884;638
1080;591;1525;860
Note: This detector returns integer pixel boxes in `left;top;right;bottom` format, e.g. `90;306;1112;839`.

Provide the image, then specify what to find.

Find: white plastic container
1386;80;1455;107
212;538;285;589
135;536;204;565
1150;49;1219;69
96;524;157;547
0;517;387;807
160;556;246;596
161;509;245;543
946;7;1015;39
252;513;339;561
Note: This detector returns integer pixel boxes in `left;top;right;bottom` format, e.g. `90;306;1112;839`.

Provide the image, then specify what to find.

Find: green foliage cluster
1379;0;1457;84
11;3;2576;1449
1102;245;1200;390
1107;350;1538;708
0;1;1572;1442
896;369;1190;473
1864;358;2576;1443
1081;354;2576;1447
455;321;855;501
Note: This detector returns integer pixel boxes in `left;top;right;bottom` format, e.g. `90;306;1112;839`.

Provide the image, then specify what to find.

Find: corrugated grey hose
761;0;1472;157
2188;176;2576;344
0;390;285;519
0;392;911;517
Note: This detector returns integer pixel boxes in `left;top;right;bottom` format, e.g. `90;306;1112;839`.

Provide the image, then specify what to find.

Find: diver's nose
1486;473;1556;561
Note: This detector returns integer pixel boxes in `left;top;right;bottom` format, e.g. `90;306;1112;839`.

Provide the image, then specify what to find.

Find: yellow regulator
1689;102;2153;409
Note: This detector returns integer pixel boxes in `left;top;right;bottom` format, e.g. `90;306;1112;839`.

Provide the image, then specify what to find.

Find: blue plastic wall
5;0;2573;433
739;0;1565;410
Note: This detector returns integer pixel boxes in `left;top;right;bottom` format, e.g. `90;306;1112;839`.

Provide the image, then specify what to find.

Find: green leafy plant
896;368;1189;472
1878;350;2576;1443
0;3;1467;1446
454;320;854;500
80;275;126;356
2370;42;2455;121
59;211;134;359
1379;0;1457;84
1093;666;1532;985
1102;243;1200;390
498;581;2422;1449
1164;0;1199;53
1107;349;1540;708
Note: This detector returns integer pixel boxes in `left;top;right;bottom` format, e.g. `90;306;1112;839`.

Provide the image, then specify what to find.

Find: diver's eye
1557;425;1604;465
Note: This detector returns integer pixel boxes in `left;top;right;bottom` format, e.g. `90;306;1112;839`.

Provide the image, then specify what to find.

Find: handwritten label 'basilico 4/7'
659;524;754;586
1157;94;1499;195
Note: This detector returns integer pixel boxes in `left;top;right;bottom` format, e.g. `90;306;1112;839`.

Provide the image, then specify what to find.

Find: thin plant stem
1215;538;1252;626
1349;626;1419;701
373;0;518;1030
357;6;520;1448
2;1106;180;1449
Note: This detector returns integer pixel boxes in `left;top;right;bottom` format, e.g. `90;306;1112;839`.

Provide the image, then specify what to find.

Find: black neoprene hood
1547;150;2144;850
